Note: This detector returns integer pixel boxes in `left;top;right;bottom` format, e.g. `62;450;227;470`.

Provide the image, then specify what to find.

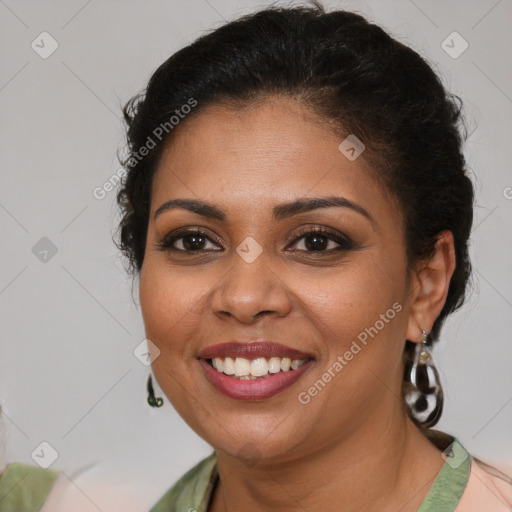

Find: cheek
298;254;408;402
138;261;205;355
294;266;406;416
300;258;404;339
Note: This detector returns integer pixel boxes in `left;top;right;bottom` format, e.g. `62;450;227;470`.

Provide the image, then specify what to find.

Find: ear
406;230;456;342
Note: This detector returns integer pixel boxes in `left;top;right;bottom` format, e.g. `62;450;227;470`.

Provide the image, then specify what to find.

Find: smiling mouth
205;356;314;380
198;341;315;399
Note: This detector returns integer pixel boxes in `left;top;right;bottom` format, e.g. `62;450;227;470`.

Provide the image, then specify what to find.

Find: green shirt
149;433;471;512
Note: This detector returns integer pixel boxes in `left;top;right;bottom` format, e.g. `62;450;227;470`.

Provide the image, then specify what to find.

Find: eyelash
155;226;354;254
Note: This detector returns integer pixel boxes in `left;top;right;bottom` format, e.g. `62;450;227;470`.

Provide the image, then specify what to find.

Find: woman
113;2;512;511
1;2;510;511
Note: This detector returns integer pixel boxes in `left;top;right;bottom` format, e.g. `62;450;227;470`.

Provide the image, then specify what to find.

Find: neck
210;410;444;512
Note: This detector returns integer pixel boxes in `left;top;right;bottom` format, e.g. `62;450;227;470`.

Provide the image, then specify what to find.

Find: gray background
1;0;511;510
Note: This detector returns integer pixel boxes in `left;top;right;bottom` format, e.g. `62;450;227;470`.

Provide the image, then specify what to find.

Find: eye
287;227;354;253
155;229;222;252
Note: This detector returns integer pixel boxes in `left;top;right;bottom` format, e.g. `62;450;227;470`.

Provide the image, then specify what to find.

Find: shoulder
421;429;512;511
0;461;60;511
456;457;512;511
149;452;218;512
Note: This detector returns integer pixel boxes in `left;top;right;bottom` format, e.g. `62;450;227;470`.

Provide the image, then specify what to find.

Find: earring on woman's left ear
404;329;443;428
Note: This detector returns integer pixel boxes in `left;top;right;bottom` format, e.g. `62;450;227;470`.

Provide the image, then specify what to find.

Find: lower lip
198;359;314;400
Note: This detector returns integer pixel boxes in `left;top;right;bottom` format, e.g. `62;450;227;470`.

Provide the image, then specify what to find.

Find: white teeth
251;358;269;377
291;359;305;370
234;357;252;377
210;356;309;378
223;357;235;375
268;357;281;374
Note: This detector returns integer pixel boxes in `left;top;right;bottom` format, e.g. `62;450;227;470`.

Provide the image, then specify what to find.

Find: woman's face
139;96;414;462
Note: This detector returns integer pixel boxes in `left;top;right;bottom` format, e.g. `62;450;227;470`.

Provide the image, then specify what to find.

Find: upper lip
198;341;314;360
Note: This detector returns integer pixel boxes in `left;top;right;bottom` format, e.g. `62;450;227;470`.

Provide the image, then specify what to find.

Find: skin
139;95;456;512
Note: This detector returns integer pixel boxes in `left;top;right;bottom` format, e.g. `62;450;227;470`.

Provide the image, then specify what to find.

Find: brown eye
180;233;208;251
156;229;222;252
288;228;354;253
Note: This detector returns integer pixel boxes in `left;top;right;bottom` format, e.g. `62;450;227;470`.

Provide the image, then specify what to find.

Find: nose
211;249;292;324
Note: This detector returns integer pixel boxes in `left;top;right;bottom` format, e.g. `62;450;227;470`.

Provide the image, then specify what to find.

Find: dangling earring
404;329;443;429
147;374;164;407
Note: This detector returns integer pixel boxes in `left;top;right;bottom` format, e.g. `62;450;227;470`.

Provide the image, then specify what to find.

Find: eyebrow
153;196;373;223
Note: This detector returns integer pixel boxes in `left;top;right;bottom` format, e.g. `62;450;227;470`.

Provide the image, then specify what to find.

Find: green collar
150;452;218;512
417;437;471;511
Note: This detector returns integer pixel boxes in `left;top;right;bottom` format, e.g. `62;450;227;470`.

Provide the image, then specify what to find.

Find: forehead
150;97;400;225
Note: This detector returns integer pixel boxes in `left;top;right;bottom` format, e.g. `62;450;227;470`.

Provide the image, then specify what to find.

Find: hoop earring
404;329;443;429
147;374;164;408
